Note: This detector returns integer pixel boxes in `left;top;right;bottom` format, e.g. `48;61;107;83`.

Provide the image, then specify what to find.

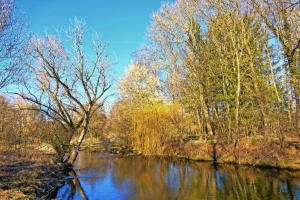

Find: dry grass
161;136;300;171
0;148;64;200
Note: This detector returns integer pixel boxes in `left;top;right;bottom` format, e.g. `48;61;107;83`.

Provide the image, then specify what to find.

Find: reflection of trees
69;170;88;200
63;153;299;200
110;157;179;200
108;157;299;200
75;152;112;190
55;169;88;200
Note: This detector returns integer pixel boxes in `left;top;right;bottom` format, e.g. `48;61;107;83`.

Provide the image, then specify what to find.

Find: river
55;152;300;200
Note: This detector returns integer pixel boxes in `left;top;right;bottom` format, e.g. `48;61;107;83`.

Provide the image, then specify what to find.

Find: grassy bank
162;136;300;172
0;147;66;200
82;136;300;174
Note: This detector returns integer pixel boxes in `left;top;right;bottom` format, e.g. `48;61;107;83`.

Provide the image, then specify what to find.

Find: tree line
111;0;299;154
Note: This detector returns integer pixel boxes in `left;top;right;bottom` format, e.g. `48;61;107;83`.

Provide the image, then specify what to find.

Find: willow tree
17;19;112;166
117;62;176;153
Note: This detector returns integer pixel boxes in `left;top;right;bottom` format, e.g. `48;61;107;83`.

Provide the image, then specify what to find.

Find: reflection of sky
57;169;128;200
167;162;180;192
297;185;300;200
280;180;300;200
280;181;288;193
56;153;300;200
216;170;222;189
79;171;125;200
56;182;82;200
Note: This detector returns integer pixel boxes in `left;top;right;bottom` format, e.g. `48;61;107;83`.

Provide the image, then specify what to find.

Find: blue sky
16;0;166;104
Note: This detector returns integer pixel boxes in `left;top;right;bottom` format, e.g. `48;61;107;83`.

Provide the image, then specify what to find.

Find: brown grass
0;148;64;200
161;136;300;171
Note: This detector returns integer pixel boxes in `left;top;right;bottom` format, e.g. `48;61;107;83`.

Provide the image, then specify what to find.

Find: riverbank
0;147;66;200
82;136;300;173
1;135;297;199
161;136;300;172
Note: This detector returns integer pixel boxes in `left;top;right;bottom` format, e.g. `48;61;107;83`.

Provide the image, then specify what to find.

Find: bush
251;137;257;145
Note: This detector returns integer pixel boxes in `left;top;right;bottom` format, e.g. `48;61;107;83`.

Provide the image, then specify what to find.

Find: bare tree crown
0;0;26;89
17;19;112;129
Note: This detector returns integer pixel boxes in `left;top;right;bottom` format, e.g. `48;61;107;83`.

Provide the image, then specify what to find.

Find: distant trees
0;0;26;89
87;106;107;139
118;62;161;105
16;19;112;165
109;100;133;146
0;96;46;151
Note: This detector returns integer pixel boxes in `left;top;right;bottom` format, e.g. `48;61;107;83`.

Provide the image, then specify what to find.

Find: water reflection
56;152;300;200
56;170;88;200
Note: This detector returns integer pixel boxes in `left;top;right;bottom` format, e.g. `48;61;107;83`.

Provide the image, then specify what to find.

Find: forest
0;0;299;198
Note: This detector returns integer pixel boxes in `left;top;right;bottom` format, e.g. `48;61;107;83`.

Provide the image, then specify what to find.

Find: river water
55;152;300;200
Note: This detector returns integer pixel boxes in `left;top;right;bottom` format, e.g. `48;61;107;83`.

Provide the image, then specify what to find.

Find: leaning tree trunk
67;113;89;166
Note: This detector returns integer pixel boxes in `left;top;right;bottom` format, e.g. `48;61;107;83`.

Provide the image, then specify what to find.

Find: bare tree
0;0;26;89
16;19;113;166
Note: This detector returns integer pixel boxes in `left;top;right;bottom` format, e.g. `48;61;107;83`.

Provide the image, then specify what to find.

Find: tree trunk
286;53;300;132
244;40;269;133
284;60;293;123
67;113;89;166
250;62;269;133
195;109;203;140
234;51;240;141
222;72;232;142
199;84;213;137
